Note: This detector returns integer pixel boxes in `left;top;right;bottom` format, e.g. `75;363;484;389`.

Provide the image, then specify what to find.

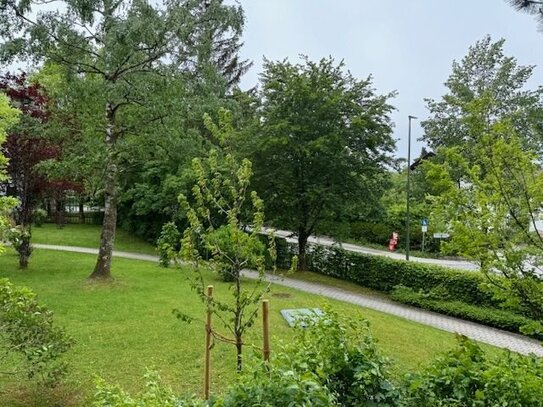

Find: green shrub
391;286;543;338
308;246;497;306
215;360;335;407
401;336;543;407
156;222;181;268
217;308;399;407
33;208;48;227
0;278;73;386
92;370;201;407
91;311;543;407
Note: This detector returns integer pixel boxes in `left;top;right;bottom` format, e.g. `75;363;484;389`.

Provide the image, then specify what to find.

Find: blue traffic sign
422;218;428;226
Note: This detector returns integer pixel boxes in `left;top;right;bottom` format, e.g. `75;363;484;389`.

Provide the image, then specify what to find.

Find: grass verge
31;223;157;255
0;248;499;406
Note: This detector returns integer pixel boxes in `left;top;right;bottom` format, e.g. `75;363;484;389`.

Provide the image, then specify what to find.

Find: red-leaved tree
0;73;74;268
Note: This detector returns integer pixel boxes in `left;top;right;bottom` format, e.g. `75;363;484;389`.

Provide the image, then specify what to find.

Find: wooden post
262;299;270;362
204;285;213;400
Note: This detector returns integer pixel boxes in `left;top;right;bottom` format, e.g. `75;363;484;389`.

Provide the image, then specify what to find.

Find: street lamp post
406;115;417;261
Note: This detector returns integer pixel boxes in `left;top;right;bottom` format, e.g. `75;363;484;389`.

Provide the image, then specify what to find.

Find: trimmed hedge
272;237;543;336
307;245;498;307
391;286;542;339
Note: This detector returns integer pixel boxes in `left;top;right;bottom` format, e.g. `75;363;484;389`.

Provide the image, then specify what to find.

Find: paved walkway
33;243;543;356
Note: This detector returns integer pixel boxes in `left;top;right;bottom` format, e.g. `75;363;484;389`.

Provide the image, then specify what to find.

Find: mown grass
31;223;157;255
0;226;500;406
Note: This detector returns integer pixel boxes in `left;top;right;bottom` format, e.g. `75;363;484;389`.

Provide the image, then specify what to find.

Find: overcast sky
235;0;543;159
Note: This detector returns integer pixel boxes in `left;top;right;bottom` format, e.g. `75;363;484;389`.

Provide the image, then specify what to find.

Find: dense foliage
217;309;398;406
93;310;398;406
401;336;543;407
0;73;72;268
0;93;20;251
0;0;250;279
0;278;73;386
250;56;396;270
425;128;543;325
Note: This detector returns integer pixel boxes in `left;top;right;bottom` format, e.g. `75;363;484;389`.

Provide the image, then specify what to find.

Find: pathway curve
33;243;543;356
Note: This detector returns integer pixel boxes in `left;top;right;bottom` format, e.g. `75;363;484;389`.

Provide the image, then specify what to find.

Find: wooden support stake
262;299;270;362
204;285;213;400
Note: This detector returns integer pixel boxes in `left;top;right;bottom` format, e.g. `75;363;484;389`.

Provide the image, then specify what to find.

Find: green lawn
31;223;157;255
0;226;500;406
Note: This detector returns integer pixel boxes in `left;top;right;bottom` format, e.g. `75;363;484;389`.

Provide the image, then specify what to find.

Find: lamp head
408;115;418;120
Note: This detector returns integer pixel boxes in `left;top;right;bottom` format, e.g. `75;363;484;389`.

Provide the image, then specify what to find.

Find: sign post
421;218;428;252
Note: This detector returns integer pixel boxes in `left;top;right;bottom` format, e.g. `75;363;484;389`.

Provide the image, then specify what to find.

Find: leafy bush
0;278;73;386
3;225;30;252
391;286;543;338
215;360;335;407
92;370;201;407
156;222;181;267
308;245;497;306
93;310;397;407
33;208;48;227
401;336;543;407
217;308;399;407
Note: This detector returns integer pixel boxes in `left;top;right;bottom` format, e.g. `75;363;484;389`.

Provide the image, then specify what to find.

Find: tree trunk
18;230;32;269
55;197;65;228
89;103;118;280
297;229;309;271
78;200;85;224
234;267;243;372
235;336;243;372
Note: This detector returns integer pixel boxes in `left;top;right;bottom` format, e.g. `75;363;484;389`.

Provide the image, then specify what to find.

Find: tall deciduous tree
0;0;249;279
253;57;396;270
422;36;543;158
426;115;543;327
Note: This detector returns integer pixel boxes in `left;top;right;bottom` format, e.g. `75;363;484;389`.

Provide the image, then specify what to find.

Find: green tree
422;36;543;159
0;93;19;251
0;0;248;279
116;74;245;242
162;109;293;372
252;57;396;270
426;100;543;326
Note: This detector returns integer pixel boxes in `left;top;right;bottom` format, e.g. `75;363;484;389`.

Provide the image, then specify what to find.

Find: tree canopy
250;57;396;269
422;36;543;157
0;0;249;278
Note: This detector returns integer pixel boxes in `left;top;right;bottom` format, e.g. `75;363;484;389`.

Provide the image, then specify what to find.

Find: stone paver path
33;243;543;356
